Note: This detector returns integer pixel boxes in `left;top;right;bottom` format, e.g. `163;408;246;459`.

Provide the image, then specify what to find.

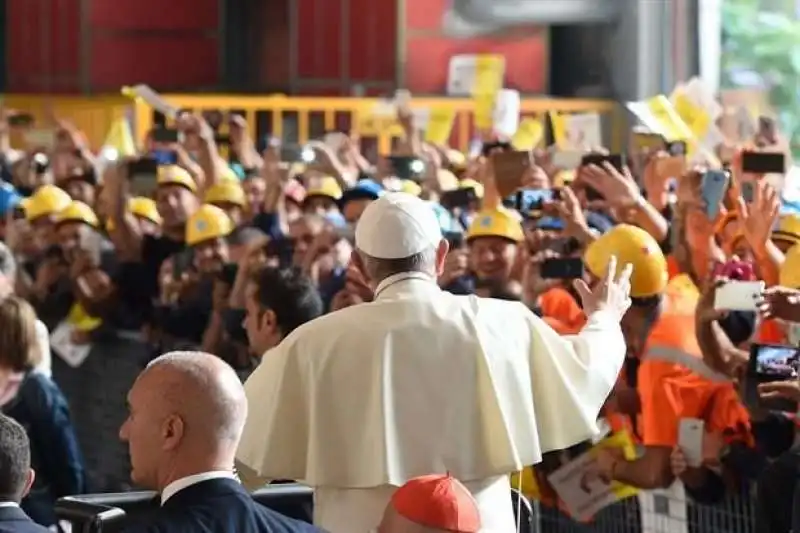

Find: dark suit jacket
122;478;324;533
0;505;51;533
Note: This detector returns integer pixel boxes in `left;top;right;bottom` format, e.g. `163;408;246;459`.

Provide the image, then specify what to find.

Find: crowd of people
0;100;799;533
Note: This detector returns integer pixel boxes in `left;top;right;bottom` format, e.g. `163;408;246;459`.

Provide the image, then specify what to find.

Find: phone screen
741;152;785;174
515;189;553;213
540;258;584;280
127;157;159;197
152;128;180;144
150;150;178;166
440;188;476;209
580;153;624;173
748;344;800;412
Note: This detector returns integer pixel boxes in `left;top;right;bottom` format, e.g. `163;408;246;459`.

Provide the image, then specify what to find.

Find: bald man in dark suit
119;351;322;533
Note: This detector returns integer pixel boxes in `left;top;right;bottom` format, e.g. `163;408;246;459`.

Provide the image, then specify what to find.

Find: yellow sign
512;118;545;151
645;95;692;142
425;108;456;145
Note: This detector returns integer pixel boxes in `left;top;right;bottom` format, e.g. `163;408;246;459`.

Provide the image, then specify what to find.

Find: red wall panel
88;0;219;91
347;0;397;82
89;35;218;90
89;0;218;30
258;0;291;87
401;0;548;95
7;0;220;93
292;0;396;94
7;0;82;93
296;0;343;80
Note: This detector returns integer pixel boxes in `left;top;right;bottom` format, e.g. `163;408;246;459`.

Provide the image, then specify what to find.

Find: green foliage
721;0;800;155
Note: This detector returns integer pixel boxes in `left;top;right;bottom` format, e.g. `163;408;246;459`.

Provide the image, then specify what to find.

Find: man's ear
350;250;370;282
21;469;35;499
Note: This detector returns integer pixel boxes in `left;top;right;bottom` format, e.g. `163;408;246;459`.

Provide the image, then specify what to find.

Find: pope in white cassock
236;192;633;533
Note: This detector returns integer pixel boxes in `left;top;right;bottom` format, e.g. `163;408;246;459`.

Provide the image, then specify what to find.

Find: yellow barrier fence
3;94;622;154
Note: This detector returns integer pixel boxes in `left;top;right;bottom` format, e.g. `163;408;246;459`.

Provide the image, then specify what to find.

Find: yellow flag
102;117;137;157
549;112;567;146
672;93;711;140
645;95;692;142
424;108;456;145
512;118;544;151
472;55;505;95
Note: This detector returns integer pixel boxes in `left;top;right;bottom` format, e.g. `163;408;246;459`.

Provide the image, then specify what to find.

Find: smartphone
388;156;425;181
748;343;800;412
152;128;180;144
666;141;687;156
700;170;729;219
440;188;477;209
492;151;533;198
714;280;765;311
741;181;755;203
515;189;553;213
7;113;34;127
551;150;584;170
678;418;705;468
150;149;178;166
79;225;103;266
481;140;513;157
172;249;195;281
741;151;785;174
540;258;584;279
580;153;624;173
126;157;159;196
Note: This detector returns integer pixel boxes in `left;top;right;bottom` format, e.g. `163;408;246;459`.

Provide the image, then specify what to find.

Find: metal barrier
3;94;621;154
56;483;314;532
56;485;535;531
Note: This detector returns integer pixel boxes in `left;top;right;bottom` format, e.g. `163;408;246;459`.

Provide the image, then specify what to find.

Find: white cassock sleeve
236;342;311;483
525;308;626;454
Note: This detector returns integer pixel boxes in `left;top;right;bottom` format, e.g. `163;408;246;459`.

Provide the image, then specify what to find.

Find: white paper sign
50;322;91;368
492;89;520;138
563;113;603;149
128;84;179;119
447;55;479;96
547;452;618;522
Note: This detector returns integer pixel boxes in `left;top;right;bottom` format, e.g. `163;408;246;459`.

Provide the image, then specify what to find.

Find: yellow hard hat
129;197;162;225
466;207;524;242
21;185;72;221
305;176;342;201
204;180;245;207
106;197;162;232
186;204;233;246
583;224;668;298
772;214;800;247
55;201;99;228
157;165;198;193
780;244;800;288
459;178;485;198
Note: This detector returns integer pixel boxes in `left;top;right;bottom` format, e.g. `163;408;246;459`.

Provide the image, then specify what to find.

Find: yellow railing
4;94;623;154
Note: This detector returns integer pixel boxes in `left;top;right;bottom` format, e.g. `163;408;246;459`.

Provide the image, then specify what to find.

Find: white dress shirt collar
0;502;19;508
160;471;236;506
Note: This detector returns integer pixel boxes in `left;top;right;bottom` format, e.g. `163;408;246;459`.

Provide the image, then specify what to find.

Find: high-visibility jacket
638;275;752;448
